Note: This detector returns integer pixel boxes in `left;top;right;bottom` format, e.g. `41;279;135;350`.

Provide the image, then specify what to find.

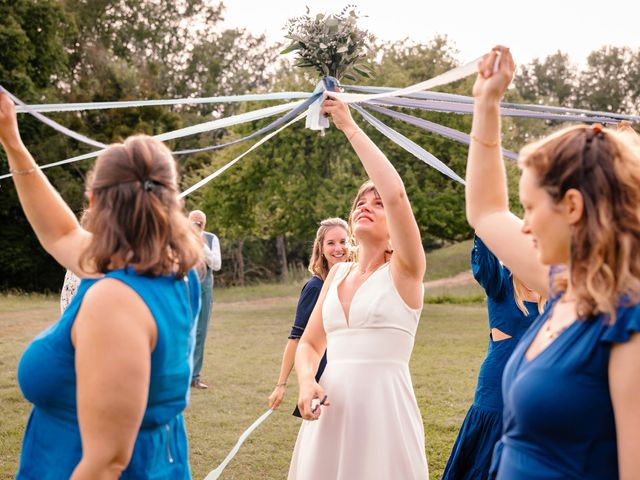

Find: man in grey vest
189;210;221;389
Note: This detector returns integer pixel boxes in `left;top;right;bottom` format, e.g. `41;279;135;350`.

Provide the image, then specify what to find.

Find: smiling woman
267;218;349;415
288;97;428;479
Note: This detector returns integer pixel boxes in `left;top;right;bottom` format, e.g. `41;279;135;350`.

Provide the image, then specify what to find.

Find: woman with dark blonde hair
443;236;545;480
288;97;428;479
268;217;349;415
466;46;640;479
0;92;202;479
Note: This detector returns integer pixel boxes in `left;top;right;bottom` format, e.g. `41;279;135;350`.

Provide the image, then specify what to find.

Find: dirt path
217;270;477;307
423;270;475;289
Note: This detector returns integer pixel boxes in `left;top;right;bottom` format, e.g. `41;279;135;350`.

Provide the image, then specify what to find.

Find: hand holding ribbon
321;97;358;135
0;92;22;151
472;46;515;103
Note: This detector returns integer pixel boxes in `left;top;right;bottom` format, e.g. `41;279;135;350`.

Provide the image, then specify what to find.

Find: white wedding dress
288;262;428;479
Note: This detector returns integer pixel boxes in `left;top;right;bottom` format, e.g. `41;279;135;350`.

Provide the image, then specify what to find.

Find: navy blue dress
443;237;540;480
17;268;200;479
290;275;328;417
491;289;640;479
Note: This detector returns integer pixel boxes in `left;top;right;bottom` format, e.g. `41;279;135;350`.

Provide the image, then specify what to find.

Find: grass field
0;289;488;480
425;239;474;282
0;243;488;479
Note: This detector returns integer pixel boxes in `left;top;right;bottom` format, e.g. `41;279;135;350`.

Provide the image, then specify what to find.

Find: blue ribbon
365;96;623;125
0;85;107;149
351;104;465;185
365;104;519;161
173;92;322;155
346;84;640;123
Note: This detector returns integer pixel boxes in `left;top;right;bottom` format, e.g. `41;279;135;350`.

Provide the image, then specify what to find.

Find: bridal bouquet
281;6;374;82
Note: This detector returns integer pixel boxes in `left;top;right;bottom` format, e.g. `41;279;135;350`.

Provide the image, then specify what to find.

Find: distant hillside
425;240;473;281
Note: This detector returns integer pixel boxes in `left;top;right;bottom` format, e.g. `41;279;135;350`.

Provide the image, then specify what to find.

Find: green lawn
425;239;474;281
0;286;489;480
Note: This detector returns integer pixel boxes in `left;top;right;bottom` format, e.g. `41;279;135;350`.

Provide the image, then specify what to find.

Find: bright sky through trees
222;0;639;65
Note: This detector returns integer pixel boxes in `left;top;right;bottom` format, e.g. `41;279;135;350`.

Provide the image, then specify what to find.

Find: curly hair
519;124;640;321
308;217;349;280
80;135;201;278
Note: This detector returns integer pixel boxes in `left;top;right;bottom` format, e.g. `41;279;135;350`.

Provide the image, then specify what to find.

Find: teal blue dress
491;280;640;479
16;267;200;479
443;237;540;480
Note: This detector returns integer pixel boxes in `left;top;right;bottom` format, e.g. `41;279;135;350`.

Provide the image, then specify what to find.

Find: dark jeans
192;272;213;380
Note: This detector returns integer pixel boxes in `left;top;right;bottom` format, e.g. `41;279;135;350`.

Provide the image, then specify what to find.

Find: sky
221;0;639;66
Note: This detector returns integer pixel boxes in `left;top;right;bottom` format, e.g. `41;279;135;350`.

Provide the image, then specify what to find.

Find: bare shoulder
73;278;156;347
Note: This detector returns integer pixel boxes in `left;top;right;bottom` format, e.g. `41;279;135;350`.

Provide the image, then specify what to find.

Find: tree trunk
236;237;245;286
276;235;289;282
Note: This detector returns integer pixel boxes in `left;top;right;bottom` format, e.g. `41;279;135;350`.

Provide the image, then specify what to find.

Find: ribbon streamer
366;103;518;161
347;85;640;123
330;58;481;104
351;104;465;184
14;92;312;114
0;85;107;150
369;96;622;124
0;101;303;179
173;93;321;155
179;111;307;198
203;409;274;480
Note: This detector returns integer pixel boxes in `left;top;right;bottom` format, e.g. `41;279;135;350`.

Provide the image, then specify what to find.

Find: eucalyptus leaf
280;42;301;54
353;65;372;78
325;17;339;27
281;6;375;80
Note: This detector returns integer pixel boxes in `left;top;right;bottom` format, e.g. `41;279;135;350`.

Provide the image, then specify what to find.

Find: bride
288;97;429;480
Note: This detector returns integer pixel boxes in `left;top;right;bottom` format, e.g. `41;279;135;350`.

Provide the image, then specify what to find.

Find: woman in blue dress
442;236;544;480
0;92;202;478
465;46;640;479
268;217;349;416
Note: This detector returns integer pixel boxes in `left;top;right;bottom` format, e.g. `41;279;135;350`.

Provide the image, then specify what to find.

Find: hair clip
592;123;603;134
143;180;156;192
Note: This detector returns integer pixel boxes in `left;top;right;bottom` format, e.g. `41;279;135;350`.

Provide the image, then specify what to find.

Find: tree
514;51;577;106
575;46;640;114
0;0;274;290
0;0;77;291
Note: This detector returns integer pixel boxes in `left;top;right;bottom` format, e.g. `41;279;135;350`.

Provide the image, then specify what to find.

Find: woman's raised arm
322;99;425;286
0;93;92;276
465;47;548;294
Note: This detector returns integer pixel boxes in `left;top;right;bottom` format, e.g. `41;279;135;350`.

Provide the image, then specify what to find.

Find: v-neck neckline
335;262;388;327
522;297;579;364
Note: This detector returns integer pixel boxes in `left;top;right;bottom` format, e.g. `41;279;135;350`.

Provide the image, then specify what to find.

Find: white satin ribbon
304;80;330;133
203;409;274;480
14;92;312;113
0;101;303;179
178;111;307;198
331;57;481;104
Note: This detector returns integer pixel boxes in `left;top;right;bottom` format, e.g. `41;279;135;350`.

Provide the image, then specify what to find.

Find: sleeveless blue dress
16;267;200;479
491;289;640;479
443;237;540;480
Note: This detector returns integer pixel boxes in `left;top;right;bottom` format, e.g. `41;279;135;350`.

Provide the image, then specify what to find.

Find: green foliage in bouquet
281;5;375;81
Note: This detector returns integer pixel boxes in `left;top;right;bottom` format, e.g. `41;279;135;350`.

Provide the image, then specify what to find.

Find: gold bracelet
470;134;500;148
347;129;363;142
10;166;38;176
275;383;287;388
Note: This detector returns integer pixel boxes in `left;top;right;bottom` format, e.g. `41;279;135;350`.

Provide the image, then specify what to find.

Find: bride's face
351;190;388;243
